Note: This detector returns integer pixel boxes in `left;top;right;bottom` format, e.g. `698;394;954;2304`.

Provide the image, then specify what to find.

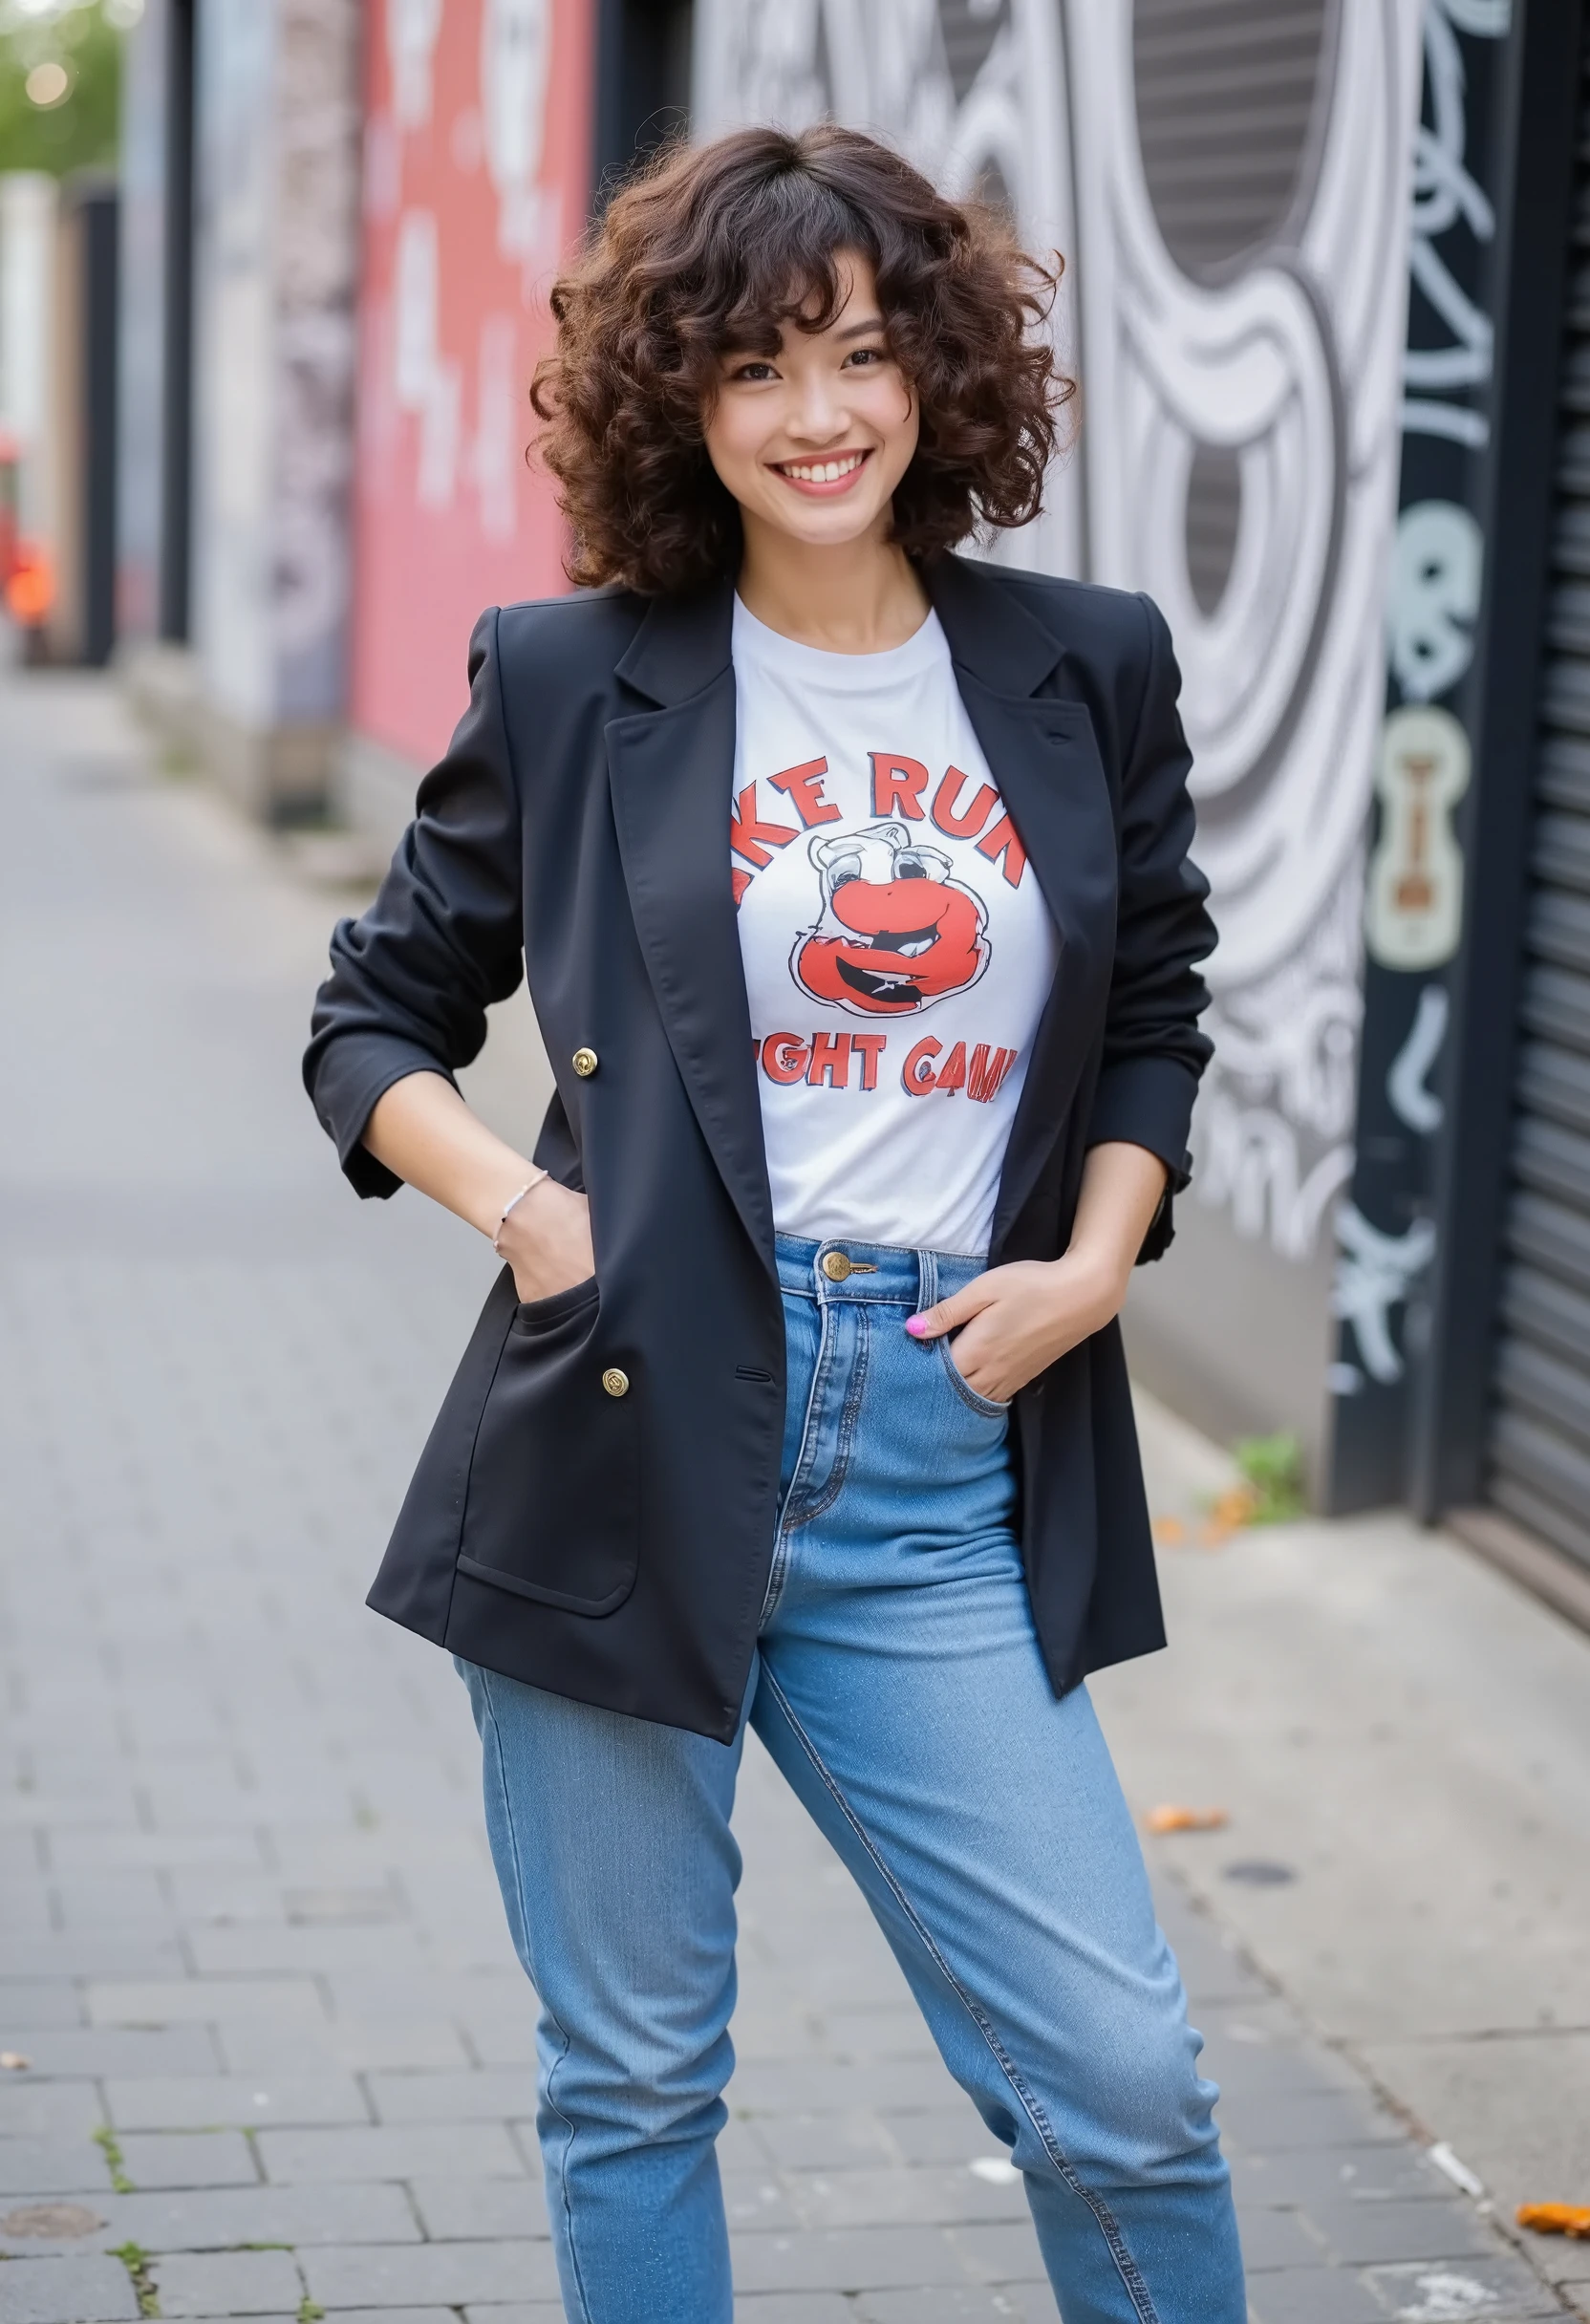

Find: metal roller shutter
1486;104;1590;1568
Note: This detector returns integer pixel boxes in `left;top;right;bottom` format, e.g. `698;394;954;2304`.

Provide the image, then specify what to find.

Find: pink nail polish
906;1316;927;1338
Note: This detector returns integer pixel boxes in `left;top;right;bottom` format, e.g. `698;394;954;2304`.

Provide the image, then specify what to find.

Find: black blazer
305;554;1214;1741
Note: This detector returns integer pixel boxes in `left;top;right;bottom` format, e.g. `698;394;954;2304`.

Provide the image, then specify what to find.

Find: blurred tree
0;0;134;179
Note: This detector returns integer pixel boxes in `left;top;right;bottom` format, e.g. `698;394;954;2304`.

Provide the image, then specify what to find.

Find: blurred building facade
111;0;1590;1611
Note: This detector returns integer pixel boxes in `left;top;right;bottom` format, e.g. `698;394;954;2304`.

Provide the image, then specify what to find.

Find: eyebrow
833;314;887;340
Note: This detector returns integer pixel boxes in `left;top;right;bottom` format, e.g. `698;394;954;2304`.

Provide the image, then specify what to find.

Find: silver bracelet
492;1171;548;1254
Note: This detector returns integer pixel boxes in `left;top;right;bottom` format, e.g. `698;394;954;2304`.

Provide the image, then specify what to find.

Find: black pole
1409;0;1589;1517
159;0;195;644
82;187;119;667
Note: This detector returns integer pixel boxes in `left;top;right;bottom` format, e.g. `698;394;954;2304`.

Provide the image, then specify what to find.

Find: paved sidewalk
0;671;1576;2322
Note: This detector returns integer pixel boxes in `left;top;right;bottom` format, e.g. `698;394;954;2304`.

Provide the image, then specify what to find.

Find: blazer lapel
607;585;778;1276
926;559;1119;1255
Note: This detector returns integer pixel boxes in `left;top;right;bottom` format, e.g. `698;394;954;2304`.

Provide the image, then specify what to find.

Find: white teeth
782;453;864;483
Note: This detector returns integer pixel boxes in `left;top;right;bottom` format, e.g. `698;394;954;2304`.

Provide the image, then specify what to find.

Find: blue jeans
458;1234;1245;2323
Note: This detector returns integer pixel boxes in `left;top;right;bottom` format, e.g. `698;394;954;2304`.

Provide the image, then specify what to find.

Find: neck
735;514;930;653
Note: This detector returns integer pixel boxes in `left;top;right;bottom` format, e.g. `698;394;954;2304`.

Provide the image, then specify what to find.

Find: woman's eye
732;361;777;382
845;347;887;368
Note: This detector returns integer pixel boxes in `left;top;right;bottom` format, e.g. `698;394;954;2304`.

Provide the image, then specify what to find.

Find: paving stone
47;1832;268;1871
1229;2203;1330;2271
731;2057;964;2114
0;2181;420;2252
104;2074;370;2130
0;1939;186;1979
857;2292;1055;2323
735;2301;854;2323
0;2200;114;2255
1246;2267;1389;2324
780;2162;1029;2229
741;2108;907;2172
407;2175;550;2240
936;2219;1051;2284
0;2084;106;2141
113;2131;259;2189
1363;2257;1566;2319
1232;2142;1460;2209
301;2237;563;2307
1220;2087;1407;2152
460;2312;568;2324
87;1979;324;2027
1306;2194;1501;2267
256;2121;526;2183
10;2027;219;2078
0;2137;115;2197
729;2223;972;2292
0;1988;81;2034
149;2249;302;2316
866;2111;1005;2170
0;2253;139;2322
366;2070;536;2124
219;2015;471;2074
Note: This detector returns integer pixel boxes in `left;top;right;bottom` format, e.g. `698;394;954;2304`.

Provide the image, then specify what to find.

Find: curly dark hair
529;125;1073;596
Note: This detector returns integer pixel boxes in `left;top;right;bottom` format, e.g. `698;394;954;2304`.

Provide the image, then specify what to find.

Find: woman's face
703;251;918;553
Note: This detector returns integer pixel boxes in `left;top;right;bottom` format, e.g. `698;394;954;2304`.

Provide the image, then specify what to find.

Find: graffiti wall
191;0;363;740
695;0;1429;1456
349;0;597;769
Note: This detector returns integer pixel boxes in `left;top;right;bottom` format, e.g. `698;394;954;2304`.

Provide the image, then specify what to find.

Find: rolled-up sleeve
1085;593;1215;1247
303;608;526;1198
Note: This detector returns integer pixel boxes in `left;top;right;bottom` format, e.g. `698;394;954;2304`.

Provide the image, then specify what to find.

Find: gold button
572;1047;598;1078
821;1251;852;1282
601;1367;630;1398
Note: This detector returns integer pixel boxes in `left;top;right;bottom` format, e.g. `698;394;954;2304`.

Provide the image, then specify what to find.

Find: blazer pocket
457;1282;638;1615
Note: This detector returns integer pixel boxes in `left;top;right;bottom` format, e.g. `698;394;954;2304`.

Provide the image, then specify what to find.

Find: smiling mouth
836;960;924;1003
773;450;870;485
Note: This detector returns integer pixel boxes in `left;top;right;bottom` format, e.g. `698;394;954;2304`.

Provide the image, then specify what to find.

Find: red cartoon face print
790;822;991;1017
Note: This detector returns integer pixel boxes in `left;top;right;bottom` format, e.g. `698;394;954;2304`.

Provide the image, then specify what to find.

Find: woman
305;125;1243;2324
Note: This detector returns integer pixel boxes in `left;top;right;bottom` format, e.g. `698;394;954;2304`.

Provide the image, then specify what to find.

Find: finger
906;1281;995;1340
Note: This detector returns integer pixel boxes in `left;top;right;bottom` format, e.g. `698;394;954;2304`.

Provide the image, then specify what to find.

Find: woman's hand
907;1142;1170;1403
495;1176;595;1303
908;1251;1127;1404
362;1071;594;1301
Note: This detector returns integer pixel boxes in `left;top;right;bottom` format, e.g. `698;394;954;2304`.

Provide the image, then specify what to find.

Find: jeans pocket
939;1335;1012;1418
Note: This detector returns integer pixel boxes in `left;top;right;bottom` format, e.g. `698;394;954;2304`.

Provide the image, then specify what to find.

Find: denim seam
770;1290;864;1572
478;1671;594;2324
762;1292;837;1622
758;1665;1162;2324
792;1295;870;1530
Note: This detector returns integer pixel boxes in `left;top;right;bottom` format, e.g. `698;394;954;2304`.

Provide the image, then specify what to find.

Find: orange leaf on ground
1151;1517;1186;1547
1198;1487;1258;1546
1143;1805;1230;1835
1517;2204;1590;2239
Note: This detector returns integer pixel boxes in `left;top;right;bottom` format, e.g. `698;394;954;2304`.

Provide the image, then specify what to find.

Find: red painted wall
351;0;595;766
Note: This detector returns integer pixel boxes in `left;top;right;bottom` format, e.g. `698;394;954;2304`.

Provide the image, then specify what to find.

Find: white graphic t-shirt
730;597;1061;1257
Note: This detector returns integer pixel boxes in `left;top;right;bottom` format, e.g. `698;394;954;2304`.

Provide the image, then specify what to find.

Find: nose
787;371;849;446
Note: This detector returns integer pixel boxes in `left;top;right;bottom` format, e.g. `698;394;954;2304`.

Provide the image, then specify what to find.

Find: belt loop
917;1248;937;1314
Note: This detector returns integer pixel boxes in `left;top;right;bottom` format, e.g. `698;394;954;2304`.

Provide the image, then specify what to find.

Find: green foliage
92;2120;133;2192
0;2;125;180
298;2300;327;2324
1232;1431;1307;1524
111;2241;161;2317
